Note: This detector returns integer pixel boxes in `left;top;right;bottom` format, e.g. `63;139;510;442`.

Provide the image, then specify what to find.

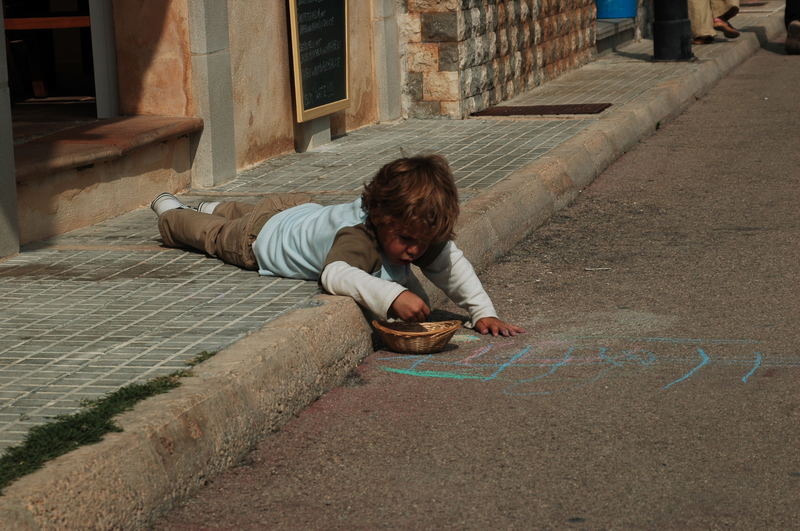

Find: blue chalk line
662;348;710;389
741;352;762;383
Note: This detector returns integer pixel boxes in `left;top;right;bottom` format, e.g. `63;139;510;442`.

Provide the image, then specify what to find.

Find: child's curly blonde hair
362;154;459;242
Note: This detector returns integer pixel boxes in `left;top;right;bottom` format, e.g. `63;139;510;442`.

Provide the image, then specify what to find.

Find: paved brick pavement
0;5;781;451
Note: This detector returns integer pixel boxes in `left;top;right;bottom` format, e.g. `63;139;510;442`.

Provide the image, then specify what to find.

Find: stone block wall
399;0;596;119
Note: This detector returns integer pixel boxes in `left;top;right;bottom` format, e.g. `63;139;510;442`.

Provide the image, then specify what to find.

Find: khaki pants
689;0;739;37
157;193;312;270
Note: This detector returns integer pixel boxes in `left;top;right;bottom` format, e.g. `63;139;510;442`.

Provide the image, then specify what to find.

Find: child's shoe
151;192;191;216
197;201;221;214
788;21;800;55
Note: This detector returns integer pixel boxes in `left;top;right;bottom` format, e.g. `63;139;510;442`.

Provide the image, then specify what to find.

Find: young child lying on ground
151;154;525;337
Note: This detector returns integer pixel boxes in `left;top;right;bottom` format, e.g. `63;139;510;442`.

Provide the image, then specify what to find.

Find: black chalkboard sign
288;0;349;122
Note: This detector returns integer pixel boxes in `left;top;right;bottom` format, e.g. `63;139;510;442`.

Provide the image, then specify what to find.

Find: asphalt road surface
155;41;800;529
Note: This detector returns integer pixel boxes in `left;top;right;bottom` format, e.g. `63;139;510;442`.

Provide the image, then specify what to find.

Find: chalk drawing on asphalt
378;336;798;395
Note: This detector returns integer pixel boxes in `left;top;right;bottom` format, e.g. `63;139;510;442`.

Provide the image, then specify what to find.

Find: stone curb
0;296;373;529
0;13;784;529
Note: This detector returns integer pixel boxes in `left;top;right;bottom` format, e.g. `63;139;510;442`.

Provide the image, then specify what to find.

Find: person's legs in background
711;0;740;38
787;0;800;54
786;0;800;27
688;0;716;44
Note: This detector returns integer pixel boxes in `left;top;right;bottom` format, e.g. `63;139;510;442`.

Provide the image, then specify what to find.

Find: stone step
14;116;203;244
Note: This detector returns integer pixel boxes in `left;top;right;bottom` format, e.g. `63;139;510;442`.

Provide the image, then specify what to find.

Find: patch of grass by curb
186;350;217;367
0;351;217;494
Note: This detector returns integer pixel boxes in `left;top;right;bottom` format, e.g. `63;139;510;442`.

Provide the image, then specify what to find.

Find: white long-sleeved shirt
252;198;496;322
321;241;496;323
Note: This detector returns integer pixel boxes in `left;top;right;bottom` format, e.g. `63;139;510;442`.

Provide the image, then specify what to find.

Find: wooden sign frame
288;0;350;123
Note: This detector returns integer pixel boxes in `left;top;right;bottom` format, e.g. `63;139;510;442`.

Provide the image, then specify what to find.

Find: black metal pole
652;0;694;61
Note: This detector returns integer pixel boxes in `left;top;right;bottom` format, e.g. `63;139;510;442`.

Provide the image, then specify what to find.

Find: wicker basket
372;319;462;354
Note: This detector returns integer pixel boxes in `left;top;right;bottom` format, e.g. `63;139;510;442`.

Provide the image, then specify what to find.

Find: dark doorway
3;0;97;142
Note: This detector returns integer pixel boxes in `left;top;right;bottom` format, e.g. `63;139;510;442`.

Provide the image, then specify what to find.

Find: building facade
0;0;601;258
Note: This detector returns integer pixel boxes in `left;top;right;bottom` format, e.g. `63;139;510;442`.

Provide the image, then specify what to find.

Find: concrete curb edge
0;296;373;529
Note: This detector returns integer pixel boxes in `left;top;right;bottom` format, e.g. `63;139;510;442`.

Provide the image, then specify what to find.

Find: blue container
596;0;638;19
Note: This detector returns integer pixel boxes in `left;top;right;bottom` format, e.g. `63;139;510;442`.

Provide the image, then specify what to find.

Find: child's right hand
474;316;526;337
389;291;431;322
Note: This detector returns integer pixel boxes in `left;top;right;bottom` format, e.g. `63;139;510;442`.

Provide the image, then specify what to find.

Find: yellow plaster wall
227;1;296;169
228;0;379;167
112;0;380;171
112;0;193;117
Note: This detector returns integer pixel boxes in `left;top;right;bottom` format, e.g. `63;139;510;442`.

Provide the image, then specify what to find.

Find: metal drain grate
472;103;612;116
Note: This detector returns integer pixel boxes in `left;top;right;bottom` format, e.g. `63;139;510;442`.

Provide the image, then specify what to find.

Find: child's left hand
474;317;526;337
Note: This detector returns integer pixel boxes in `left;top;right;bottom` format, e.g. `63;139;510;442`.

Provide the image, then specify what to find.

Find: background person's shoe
787;20;800;55
197;201;221;214
714;18;740;38
151;193;191;217
692;35;715;45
